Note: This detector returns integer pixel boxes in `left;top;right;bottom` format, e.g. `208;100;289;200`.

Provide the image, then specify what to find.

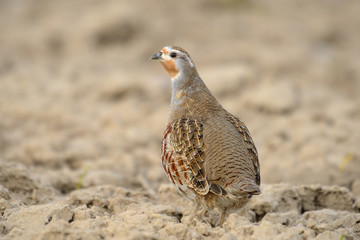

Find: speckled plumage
151;46;261;226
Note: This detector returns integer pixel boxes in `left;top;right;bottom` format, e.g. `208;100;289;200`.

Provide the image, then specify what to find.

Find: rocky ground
0;0;360;239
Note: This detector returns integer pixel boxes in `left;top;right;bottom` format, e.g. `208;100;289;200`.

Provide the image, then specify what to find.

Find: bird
151;46;261;227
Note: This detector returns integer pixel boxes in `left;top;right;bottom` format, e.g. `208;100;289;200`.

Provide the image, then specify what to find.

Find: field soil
0;0;359;239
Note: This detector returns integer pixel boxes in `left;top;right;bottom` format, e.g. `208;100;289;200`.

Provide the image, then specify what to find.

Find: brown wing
161;118;209;195
226;114;261;186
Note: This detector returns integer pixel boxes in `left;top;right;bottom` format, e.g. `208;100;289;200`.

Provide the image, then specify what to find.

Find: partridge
151;46;261;226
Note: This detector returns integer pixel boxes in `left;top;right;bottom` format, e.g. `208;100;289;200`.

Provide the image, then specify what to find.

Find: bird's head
150;46;196;79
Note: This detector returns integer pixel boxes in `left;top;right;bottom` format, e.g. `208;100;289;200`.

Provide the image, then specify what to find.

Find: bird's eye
170;52;177;58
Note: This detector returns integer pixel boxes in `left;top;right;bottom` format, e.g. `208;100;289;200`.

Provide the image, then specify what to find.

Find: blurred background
0;0;359;198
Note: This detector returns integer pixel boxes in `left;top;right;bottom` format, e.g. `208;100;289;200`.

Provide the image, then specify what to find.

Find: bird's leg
219;209;227;227
191;202;201;223
187;202;210;225
198;207;208;219
182;203;201;225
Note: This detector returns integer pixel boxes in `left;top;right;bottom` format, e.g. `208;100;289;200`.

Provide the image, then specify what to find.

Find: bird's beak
150;51;163;60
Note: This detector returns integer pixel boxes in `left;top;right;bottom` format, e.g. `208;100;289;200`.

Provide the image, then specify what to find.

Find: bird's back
204;115;255;181
203;112;260;196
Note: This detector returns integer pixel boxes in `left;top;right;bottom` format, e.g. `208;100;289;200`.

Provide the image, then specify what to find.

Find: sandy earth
0;0;360;239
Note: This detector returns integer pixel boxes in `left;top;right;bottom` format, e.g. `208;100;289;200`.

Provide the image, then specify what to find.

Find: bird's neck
170;71;202;101
169;69;221;121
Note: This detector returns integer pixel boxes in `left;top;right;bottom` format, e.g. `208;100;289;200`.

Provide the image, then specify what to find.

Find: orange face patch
161;59;179;78
162;48;169;54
